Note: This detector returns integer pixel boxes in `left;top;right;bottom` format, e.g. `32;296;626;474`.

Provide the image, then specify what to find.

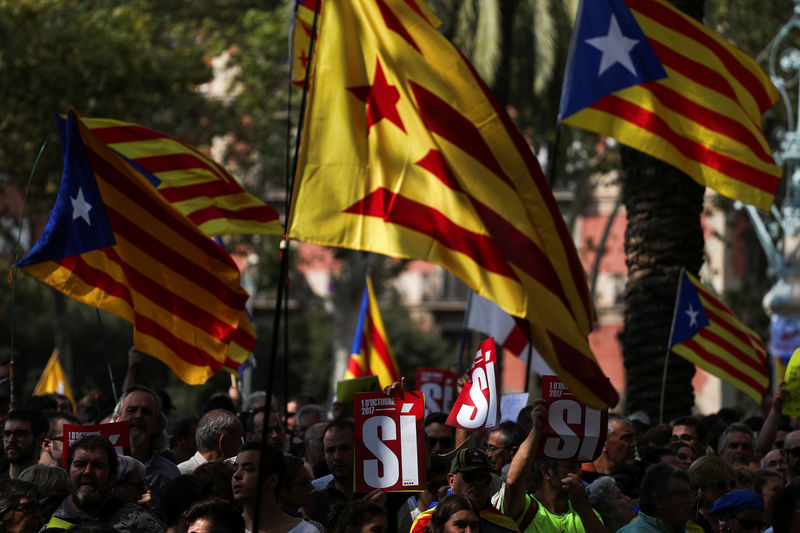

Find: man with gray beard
113;385;178;520
41;435;163;532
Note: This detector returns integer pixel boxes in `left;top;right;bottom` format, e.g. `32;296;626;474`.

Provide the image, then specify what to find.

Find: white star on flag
685;303;699;328
585;14;639;76
71;187;92;226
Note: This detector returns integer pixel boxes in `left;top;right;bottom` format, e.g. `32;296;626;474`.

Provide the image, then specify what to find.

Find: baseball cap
708;489;764;517
450;448;490;474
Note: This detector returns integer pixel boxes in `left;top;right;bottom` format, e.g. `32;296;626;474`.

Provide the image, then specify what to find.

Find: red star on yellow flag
348;58;406;133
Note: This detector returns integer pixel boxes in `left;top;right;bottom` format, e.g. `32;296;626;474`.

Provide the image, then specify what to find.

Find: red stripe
696;328;765;374
366;319;398;380
135;314;223;371
409;81;514;189
57;254;134;307
346;355;367;377
377;0;420;53
91;125;169;144
449;49;595;324
645;78;774;165
503;325;528;356
704;307;766;364
344;188;517;279
231;323;257;352
158;180;243;202
133;153;226;181
415;149;571;310
186;204;280;226
627;0;774;114
591;95;779;194
680;338;766;394
547;332;619;407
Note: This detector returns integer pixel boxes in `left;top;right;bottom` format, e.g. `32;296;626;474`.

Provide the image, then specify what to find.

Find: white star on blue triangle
670;272;710;347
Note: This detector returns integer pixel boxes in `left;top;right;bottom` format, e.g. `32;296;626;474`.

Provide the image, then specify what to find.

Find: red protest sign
353;390;426;493
416;367;457;416
63;422;131;468
535;375;607;462
446;338;499;430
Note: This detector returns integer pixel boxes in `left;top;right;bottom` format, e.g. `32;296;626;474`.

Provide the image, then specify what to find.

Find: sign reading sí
534;375;607;462
416;367;457;416
62;421;131;468
446;337;499;430
353;390;426;492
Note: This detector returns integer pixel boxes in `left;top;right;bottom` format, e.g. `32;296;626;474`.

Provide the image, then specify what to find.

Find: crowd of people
1;368;800;533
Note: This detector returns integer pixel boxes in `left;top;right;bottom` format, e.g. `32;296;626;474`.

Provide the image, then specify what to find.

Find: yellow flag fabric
33;349;75;408
287;0;617;408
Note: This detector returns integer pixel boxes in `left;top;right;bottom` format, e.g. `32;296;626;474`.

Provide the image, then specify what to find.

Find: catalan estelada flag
291;0;319;89
559;0;781;211
345;275;400;388
287;0;617;408
668;270;768;401
33;349;75;409
81;117;281;236
17;110;256;385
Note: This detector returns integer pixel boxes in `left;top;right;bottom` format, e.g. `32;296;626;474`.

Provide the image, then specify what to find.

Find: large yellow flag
287;0;618;408
33;349;75;407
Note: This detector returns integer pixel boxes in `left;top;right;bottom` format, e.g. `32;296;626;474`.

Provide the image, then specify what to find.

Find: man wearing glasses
485;421;525;473
782;430;800;480
424;413;456;456
2;407;48;479
671;416;710;459
410;448;520;533
39;411;80;469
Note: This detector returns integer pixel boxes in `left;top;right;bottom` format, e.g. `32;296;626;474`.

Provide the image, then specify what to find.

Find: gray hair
113;455;146;490
296;404;326;428
18;464;68;498
112;385;168;452
0;480;38;523
639;462;689;514
608;413;629;436
718;422;756;453
587;476;619;517
196;409;241;451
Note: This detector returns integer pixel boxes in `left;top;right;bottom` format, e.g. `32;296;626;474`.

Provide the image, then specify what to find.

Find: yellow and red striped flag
82;117;281;236
559;0;781;211
33;349;75;409
345;274;400;388
291;0;319;89
287;0;618;408
18;110;256;385
668;270;768;401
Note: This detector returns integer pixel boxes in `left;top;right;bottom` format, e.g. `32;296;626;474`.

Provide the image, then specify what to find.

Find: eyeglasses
427;437;454;449
707;479;737;491
13;501;39;515
459;471;492;485
2;430;32;441
485;445;508;454
785;446;800;457
734;518;765;531
671;433;695;443
48;435;63;441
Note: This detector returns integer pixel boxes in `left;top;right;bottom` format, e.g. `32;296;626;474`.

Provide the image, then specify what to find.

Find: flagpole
524;343;533;393
9;140;47;407
661;268;686;424
94;309;118;403
547;125;562;188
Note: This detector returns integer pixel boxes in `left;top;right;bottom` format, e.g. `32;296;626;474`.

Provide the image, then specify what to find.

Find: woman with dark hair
0;479;41;533
426;495;480;533
333;501;388;533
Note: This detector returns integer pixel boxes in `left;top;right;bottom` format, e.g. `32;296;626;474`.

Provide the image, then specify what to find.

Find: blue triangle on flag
670;272;710;347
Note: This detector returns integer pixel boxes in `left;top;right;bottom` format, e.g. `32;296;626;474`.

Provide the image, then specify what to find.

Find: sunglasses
459;471;492;485
427;437;454;449
707;479;737;491
734;518;765;531
785;446;800;457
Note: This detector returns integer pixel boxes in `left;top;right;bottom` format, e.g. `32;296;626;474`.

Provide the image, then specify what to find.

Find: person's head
305;422;327;469
485;421;525;472
196;409;244;459
761;448;789;480
296;404;326;436
752;469;783;514
427;494;480;533
708;489;765;533
232;441;285;506
689;455;738;509
638;462;693;530
3;407;48;467
184;498;246;533
718;423;755;466
532;460;581;498
333;500;388;533
162;475;212;530
587;476;635;532
782;430;800;476
0;479;41;533
671;416;709;458
425;413;455;455
286;394;316;433
671;442;696;471
281;455;314;512
602;414;637;471
169;416;199;463
448;448;493;508
640;448;681;477
113;385;167;452
193;460;237;502
53;393;74;414
324;420;355;486
66;435;119;512
426;455;451;500
110;455;147;504
41;411;79;468
769;483;800;533
17;464;68;498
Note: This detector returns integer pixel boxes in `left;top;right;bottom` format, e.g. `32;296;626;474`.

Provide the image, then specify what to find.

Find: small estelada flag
33;349;75;410
446;338;499;431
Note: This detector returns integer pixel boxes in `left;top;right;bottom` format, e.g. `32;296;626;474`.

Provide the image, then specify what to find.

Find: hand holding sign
446;338;499;430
